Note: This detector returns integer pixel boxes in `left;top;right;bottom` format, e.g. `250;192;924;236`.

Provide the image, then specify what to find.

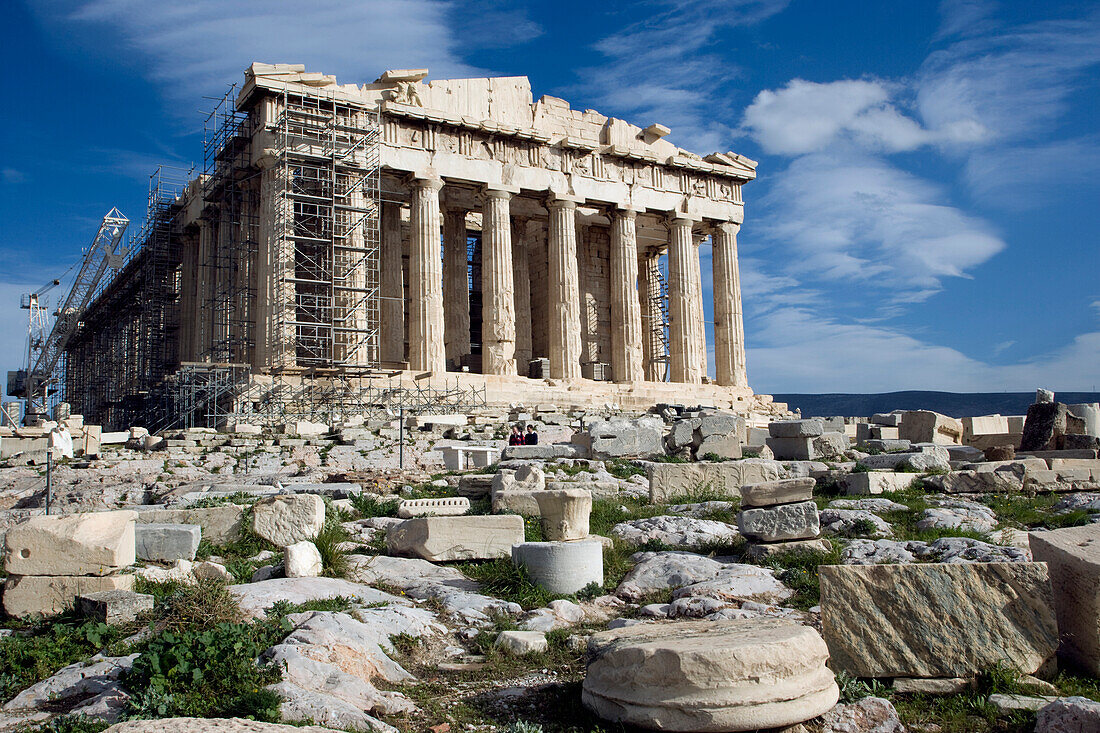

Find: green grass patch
312;519;351;578
0;616;130;703
606;458;647;480
349;494;401;517
980;492;1094;531
458;558;557;609
750;544;843;610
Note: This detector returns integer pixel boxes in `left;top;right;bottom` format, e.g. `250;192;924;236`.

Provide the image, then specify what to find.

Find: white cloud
935;0;1000;41
33;0;505;108
757;151;1005;296
1;169;25;184
746;306;1100;393
741;78;987;156
916;13;1100;148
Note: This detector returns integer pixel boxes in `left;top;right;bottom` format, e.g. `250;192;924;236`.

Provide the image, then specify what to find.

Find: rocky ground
1;404;1099;733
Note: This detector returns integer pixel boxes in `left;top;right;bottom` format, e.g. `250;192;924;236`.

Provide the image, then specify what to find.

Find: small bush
460;558;554;609
155;576;244;631
350;494;400;518
123;616;291;720
312;520;351;578
606;459;647;480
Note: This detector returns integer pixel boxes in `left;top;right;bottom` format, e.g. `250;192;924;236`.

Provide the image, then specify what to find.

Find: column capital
546;192;582;209
667;212;702;227
483;183;520;198
408;175;444;191
710;219;741;236
612;206;639;220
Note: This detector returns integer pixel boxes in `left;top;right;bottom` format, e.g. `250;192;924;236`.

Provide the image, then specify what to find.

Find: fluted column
547;196;582;379
408;177;446;374
512;217;532;371
638;249;664;382
442;205;470;366
667;215;705;384
692;232;708;380
481;187;517;375
380;200;405;364
712;221;748;387
610;208;644;382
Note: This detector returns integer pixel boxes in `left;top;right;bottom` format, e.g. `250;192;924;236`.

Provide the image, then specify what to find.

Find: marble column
610;208;644;382
638;249;664;382
547;197;582;379
481;187;517;375
380;200;405;364
692;232;708;380
442;205;470;366
667;215;705;384
512;217;532;371
407;177;446;374
712;221;748;388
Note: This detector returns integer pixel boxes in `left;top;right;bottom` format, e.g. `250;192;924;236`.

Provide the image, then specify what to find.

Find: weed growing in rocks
0;615;130;703
459;558;556;609
350;493;401;517
312;519;351;577
606;458;646;480
980;493;1093;530
751;544;843;610
153;576;243;631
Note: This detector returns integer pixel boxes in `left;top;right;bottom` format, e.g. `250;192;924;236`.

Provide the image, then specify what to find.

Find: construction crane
8;209;129;423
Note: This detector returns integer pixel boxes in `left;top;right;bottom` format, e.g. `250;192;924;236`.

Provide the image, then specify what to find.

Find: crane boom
23;208;129;420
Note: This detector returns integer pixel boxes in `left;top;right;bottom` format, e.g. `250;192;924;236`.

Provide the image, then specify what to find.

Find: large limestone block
738;501;820;542
4;510;136;576
1029;524;1100;673
900;410;964;445
386;515;524;561
251;494;325;547
765;436;814;460
820;562;1058;678
534;488;591;541
581;618;839;732
840;472;916;495
491;465;545;515
577;416;665;460
649;460;782;503
769;419;824;438
3;573;134;618
135;505;244;544
740;478;814;508
135;523;201;563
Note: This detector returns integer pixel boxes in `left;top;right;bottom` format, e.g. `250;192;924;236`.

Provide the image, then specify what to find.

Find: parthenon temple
62;64;760;430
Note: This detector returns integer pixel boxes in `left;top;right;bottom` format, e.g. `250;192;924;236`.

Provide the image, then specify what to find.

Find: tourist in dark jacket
524;424;539;445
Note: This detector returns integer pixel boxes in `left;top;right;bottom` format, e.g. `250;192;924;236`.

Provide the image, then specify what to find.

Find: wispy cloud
574;0;790;153
32;0;512;109
756;149;1004;297
1;168;25;184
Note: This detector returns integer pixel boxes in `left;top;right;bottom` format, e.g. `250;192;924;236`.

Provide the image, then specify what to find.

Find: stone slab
386;514;524;561
3;573;134;618
1029;524;1100;674
738;501;820;542
739;478;815;508
649;460;783;503
78;589;154;624
769;420;824;438
133;505;244;545
4;510;136;576
840;471;916;496
765;436;814;460
820;562;1057;678
135;523;201;563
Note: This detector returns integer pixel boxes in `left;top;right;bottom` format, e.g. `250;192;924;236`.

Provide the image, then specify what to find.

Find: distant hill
770;391;1100;418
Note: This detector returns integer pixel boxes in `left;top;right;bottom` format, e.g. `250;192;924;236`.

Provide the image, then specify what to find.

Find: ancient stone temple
63;64;759;429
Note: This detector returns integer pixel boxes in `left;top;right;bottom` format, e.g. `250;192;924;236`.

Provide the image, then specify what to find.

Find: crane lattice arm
25;208;129;405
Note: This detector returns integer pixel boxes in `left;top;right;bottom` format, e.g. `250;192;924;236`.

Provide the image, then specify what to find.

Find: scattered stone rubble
2;391;1100;731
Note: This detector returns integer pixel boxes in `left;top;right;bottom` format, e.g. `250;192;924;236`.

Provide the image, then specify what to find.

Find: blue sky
2;0;1098;395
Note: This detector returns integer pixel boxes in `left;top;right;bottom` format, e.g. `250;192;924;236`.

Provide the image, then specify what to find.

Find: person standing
524;424;539;445
508;425;525;446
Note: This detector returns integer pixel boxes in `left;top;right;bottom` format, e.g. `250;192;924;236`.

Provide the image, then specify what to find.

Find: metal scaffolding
202;86;258;365
272;87;382;370
169;364;486;430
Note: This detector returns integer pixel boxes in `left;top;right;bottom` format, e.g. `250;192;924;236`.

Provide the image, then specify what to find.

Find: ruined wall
579;225;612;368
